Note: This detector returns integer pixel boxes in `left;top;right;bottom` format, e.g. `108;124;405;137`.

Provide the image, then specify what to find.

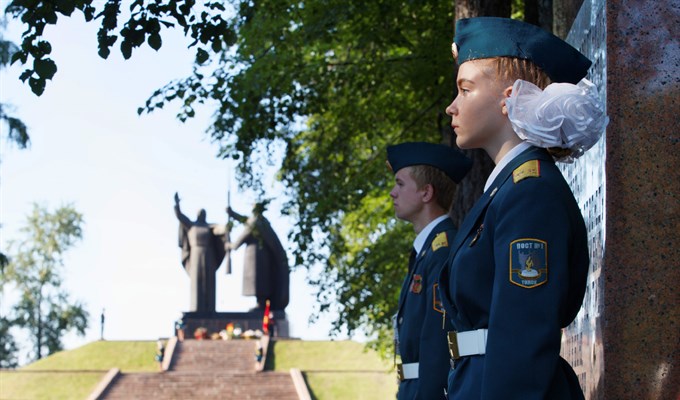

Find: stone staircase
171;339;256;373
96;339;303;399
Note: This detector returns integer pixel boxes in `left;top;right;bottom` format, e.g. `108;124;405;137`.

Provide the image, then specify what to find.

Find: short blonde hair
488;56;552;89
409;165;457;211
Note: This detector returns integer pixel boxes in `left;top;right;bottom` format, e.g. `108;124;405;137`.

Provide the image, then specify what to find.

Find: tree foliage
5;0;237;95
1;18;30;287
1;19;29;155
1;204;88;362
208;0;460;346
5;0;460;347
6;0;568;351
0;315;19;368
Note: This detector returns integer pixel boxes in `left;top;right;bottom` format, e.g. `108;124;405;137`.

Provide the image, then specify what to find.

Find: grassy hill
0;341;157;400
0;339;396;400
267;340;396;400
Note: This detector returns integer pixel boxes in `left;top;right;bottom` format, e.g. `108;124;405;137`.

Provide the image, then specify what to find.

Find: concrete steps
101;371;299;399
99;339;301;399
170;339;256;372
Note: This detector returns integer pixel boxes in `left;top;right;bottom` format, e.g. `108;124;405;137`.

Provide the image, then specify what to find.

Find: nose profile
445;99;457;116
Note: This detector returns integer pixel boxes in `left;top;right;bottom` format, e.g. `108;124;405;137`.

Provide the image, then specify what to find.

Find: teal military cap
387;142;472;183
453;17;592;84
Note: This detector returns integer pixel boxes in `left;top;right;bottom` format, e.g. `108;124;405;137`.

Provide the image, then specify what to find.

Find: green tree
0;18;29;152
5;0;577;351
0;315;19;368
5;0;461;347
2;204;87;361
219;0;464;349
1;17;30;296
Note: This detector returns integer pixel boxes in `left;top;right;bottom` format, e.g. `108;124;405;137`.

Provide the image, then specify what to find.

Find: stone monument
558;0;679;398
226;202;290;312
173;193;290;338
174;192;226;313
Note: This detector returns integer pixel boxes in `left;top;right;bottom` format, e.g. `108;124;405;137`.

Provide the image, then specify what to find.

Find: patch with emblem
432;283;444;314
410;274;423;294
513;160;541;184
509;239;548;288
431;232;449;252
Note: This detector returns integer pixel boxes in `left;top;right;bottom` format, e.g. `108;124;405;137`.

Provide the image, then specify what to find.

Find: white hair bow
506;78;609;163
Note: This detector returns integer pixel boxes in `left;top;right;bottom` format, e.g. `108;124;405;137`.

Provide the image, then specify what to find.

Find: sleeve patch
432;232;449;252
513;160;541;183
509;238;548;288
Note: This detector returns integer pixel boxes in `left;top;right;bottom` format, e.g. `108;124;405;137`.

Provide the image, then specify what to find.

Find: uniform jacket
439;146;588;399
397;217;456;400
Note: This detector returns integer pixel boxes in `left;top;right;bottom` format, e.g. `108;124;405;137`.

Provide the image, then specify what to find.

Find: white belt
447;329;488;359
397;362;419;380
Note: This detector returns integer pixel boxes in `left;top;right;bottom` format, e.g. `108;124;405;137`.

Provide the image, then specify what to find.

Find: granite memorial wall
560;0;679;398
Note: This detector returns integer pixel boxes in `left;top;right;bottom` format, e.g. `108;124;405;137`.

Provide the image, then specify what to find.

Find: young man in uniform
387;141;472;399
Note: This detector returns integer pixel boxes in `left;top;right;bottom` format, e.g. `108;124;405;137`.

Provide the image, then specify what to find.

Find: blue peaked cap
386;142;472;184
453;17;592;84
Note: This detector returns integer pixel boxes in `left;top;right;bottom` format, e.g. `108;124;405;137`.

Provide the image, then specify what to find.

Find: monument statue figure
174;192;226;313
226;202;290;311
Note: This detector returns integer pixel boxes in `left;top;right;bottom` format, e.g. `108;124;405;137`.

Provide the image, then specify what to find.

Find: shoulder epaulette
432;232;449;251
513;160;541;184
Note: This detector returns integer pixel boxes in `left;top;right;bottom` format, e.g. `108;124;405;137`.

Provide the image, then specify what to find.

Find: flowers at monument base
213;322;265;340
224;322;239;339
194;327;208;340
241;329;263;340
190;323;264;341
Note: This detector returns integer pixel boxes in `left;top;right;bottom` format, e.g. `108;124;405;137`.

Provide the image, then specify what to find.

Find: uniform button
399;317;403;324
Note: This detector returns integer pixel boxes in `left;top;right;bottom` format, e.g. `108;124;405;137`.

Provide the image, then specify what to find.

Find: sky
0;11;350;359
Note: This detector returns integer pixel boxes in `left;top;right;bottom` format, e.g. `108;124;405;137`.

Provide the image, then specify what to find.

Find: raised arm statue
226;202;290;311
174;192;226;313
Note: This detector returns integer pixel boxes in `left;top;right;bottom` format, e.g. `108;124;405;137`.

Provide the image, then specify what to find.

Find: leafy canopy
6;0;457;345
1;19;29;155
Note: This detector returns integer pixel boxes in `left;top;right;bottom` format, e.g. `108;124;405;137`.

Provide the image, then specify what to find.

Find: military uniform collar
413;214;449;254
450;146;552;255
484;141;533;192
